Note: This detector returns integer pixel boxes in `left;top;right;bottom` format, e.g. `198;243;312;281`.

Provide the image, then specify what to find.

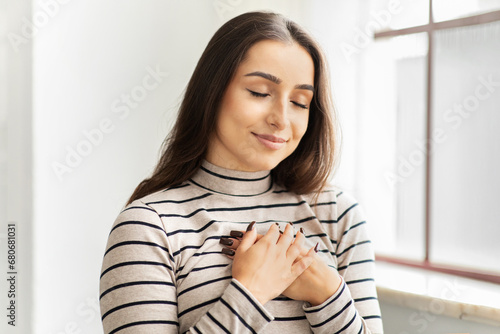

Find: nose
267;97;289;130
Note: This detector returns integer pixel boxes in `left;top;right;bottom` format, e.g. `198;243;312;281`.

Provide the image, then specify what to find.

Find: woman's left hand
220;226;342;306
280;231;341;306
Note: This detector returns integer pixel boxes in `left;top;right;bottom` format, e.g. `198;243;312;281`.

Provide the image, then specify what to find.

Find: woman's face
206;39;315;172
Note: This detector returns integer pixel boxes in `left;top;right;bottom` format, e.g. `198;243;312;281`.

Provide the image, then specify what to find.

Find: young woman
99;11;383;334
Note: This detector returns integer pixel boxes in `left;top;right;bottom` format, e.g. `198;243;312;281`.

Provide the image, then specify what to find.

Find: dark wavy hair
126;11;341;206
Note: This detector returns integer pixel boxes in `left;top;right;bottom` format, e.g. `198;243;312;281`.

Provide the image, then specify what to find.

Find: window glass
433;0;500;22
368;0;428;31
358;33;428;260
430;21;500;273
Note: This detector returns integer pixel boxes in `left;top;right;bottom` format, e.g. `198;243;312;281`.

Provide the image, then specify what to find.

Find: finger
286;242;302;263
293;229;305;246
289;231;308;263
275;222;283;234
259;222;281;245
236;221;257;253
228;238;241;250
277;222;295;248
229;230;244;239
285;226;308;262
221;247;235;258
290;243;318;277
229;230;265;242
219;237;240;250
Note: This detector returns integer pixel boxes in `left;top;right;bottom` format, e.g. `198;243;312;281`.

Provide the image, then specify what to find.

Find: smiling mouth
252;133;287;150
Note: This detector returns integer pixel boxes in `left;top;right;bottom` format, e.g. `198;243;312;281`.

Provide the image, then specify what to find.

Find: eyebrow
244;71;315;92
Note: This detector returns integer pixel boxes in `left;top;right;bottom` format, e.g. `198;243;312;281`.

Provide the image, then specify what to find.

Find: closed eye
247;89;269;98
247;88;308;109
292;101;308;109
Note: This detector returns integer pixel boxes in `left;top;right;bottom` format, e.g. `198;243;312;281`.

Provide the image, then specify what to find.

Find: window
358;0;500;283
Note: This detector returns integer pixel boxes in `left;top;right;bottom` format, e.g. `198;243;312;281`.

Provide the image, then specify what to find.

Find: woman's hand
221;224;342;306
281;231;342;306
230;222;316;305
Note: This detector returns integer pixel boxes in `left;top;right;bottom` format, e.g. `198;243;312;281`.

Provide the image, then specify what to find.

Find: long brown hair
126;11;341;206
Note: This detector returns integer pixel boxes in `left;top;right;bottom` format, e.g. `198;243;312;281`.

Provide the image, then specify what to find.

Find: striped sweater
99;160;383;333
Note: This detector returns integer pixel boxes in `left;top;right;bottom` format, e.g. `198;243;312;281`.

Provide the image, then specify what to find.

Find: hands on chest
219;222;342;306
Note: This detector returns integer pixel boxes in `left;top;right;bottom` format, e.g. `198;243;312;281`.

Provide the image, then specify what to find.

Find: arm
302;190;384;333
99;200;275;333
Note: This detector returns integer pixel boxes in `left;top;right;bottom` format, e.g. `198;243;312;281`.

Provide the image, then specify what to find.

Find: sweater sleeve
99;199;273;334
302;190;384;333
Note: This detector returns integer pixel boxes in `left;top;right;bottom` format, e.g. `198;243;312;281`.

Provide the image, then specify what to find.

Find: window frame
372;0;500;285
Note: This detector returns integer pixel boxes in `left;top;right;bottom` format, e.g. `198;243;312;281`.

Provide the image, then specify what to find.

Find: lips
252;133;287;150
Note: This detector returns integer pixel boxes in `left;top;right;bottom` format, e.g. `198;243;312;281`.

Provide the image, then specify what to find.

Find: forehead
237;39;315;86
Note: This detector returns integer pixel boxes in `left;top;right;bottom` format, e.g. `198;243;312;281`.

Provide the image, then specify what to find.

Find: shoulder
138;182;199;206
113;181;211;230
110;184;190;229
109;198;165;238
304;183;360;209
304;183;366;226
331;187;364;219
127;181;206;212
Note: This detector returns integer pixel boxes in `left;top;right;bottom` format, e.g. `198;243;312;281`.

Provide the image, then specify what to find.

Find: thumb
236;221;257;253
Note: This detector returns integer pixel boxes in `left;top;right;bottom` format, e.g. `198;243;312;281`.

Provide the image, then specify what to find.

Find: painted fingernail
246;221;256;232
219;237;234;246
289;221;293;226
275;222;283;234
221;248;235;256
314;242;319;253
230;231;244;238
300;227;305;234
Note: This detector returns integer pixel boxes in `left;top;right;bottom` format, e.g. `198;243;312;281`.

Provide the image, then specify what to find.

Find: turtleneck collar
190;160;273;197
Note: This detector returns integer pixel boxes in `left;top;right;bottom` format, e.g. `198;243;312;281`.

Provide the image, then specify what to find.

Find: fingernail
246;221;256;232
275;222;283;234
288;221;293;226
230;231;244;238
314;242;319;253
221;248;235;256
219;237;233;246
300;227;305;234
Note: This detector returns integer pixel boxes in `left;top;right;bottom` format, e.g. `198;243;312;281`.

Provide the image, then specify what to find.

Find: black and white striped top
99;160;383;333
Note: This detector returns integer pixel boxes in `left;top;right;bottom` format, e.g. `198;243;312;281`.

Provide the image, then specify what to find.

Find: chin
247;156;283;172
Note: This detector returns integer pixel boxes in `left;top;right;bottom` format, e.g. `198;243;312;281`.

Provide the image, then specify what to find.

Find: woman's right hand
231;222;316;305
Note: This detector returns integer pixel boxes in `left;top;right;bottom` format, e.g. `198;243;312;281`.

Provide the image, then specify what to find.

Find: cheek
292;113;310;140
223;95;264;127
217;95;244;131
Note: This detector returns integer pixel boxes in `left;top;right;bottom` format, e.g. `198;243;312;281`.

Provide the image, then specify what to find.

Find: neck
190;160;273;197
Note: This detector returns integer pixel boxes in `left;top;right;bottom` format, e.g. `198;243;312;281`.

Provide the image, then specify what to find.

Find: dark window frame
373;1;500;284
